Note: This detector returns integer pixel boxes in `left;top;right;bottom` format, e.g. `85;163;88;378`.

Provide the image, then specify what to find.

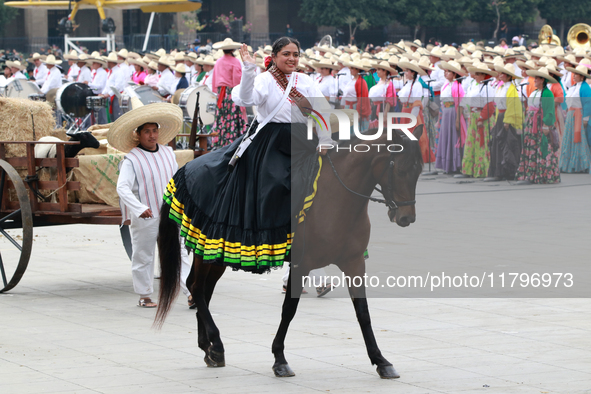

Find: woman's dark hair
266;36;301;71
223;49;234;56
272;36;301;56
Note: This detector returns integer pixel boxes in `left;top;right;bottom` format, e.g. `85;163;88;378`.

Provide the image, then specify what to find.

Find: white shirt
33;63;48;87
563;70;573;90
13;71;27;80
89;67;108;94
368;80;389;100
340;76;359;106
77;66;92;84
66;64;80;82
316;74;336;101
40;66;63;94
157;68;175;96
430;61;446;92
494;82;511;110
336;66;352;94
233;62;333;146
463;80;495;108
199;70;213;91
398;78;429;117
440;81;453;102
117;145;178;219
102;65;127;96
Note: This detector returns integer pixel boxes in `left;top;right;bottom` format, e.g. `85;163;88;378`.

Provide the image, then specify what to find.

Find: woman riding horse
155;37;424;379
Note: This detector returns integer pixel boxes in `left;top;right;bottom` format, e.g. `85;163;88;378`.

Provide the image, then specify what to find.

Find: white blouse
566;81;583;109
495;82;511;110
398;78;428;117
463;80;495;108
233;62;333;145
368;80;388;100
440;81;453;102
316;74;336;100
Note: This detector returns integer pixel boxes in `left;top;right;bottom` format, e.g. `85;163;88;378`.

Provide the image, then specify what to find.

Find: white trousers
129;216;192;297
282;264;328;288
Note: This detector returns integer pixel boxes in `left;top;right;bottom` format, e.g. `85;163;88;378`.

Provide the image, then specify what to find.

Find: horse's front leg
271;265;302;377
344;259;400;379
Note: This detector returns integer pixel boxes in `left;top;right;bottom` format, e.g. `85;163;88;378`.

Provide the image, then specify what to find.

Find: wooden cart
0;140;126;293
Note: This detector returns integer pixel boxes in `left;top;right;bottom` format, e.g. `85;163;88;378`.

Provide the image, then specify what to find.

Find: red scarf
354;76;371;119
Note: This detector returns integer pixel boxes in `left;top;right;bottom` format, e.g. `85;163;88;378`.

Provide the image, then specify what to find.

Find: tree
465;0;540;39
299;0;393;44
0;0;17;37
392;0;470;41
538;0;591;44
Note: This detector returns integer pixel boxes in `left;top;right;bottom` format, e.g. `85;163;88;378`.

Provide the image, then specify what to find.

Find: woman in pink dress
130;58;147;85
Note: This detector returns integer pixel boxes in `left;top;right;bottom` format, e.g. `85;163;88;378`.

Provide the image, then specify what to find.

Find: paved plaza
1;170;590;393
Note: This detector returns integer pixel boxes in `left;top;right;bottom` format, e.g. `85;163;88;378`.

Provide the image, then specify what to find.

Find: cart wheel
0;160;33;293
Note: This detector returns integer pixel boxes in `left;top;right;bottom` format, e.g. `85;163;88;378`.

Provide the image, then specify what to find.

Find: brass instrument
538;24;561;47
567;23;591;50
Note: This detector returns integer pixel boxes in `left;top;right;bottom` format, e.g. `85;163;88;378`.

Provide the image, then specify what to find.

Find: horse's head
373;125;423;227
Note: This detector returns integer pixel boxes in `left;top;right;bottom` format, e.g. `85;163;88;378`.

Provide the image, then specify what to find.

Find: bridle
325;150;416;211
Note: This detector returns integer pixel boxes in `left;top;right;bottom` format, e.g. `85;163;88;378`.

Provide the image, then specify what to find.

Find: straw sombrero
157;55;174;67
64;50;80;60
566;64;591;78
526;67;558;84
515;60;538;71
107;103;182;153
467;61;498;76
103;52;124;64
545;64;563;78
146;48;166;61
43;55;62;66
198;55;215;67
343;59;369;71
404;39;422;49
27;53;46;62
146;61;158;71
171;63;187;73
129;57;148;69
313;44;336;54
312;58;339;70
439;60;465;76
116;48;129;59
373;60;396;74
6;60;26;70
558;54;577;66
343;45;359;54
213;38;242;50
429;46;444;59
76;53;91;64
417;56;434;71
89;53;107;66
398;60;427;76
494;63;520;79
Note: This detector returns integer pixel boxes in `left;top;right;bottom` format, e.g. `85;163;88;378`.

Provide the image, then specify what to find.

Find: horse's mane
331;129;423;168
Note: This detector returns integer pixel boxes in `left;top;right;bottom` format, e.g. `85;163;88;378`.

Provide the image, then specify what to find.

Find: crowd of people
10;34;590;184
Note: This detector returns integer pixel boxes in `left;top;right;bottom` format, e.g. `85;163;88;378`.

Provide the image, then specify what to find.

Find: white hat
467;61;498;77
103;52;124;64
525;67;558;84
213;38;242;50
172;63;187;74
42;55;62;66
107;103;182;153
494;63;521;79
398;60;427;76
439;61;465;76
312;58;339;70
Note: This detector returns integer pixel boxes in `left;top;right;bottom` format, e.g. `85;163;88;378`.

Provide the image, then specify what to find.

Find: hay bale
0;97;56;158
87;123;111;132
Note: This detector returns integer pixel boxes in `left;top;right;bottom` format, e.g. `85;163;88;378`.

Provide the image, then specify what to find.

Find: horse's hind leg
192;255;226;367
344;259;400;379
271;268;302;377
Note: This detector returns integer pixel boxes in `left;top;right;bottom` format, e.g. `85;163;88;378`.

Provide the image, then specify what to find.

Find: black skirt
164;122;319;273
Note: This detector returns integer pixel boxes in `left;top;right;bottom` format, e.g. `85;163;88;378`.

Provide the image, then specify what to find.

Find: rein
325;151;416;211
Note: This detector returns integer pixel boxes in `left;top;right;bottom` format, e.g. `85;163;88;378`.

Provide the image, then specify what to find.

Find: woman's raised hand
239;44;255;65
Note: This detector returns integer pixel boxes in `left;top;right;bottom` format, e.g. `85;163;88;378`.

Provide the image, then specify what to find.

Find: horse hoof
377;365;400;379
273;363;295;377
204;348;225;368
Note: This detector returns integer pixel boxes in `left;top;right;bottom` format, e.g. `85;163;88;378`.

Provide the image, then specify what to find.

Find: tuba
538;24;561;47
567;23;591;50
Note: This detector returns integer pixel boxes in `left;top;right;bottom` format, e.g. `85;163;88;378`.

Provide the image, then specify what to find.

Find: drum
86;96;107;111
178;85;218;125
120;85;165;113
56;82;95;118
4;79;43;99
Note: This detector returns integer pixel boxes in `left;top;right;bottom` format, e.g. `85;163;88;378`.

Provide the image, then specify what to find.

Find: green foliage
0;0;18;36
465;0;540;24
299;0;392;28
537;0;591;21
392;0;469;28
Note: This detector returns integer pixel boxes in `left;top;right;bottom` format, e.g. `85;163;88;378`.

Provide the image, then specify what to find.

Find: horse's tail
154;202;182;329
